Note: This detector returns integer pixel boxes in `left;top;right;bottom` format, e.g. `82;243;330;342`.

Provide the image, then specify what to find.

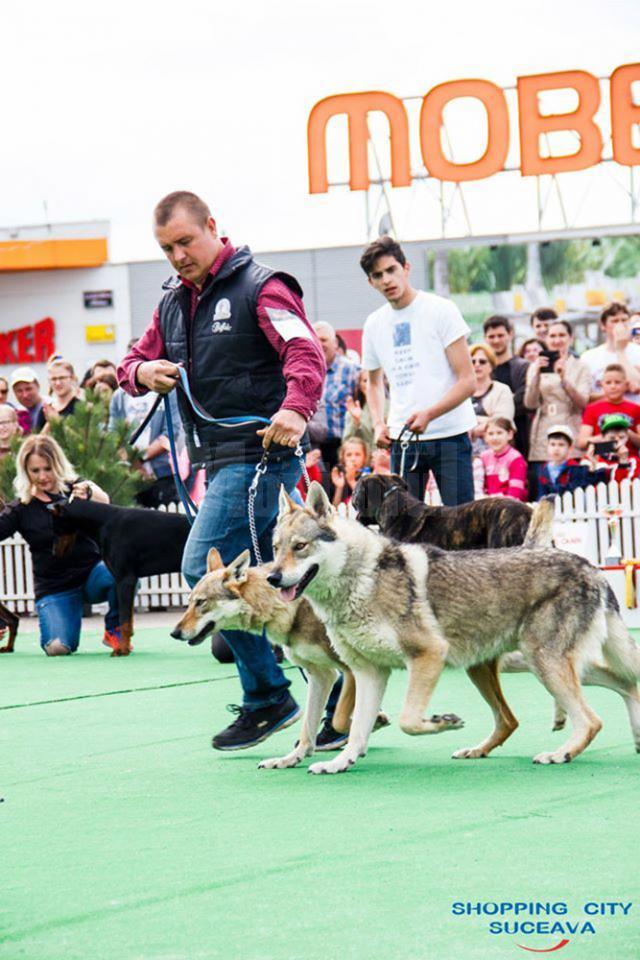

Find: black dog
51;499;190;656
0;601;19;653
352;473;536;549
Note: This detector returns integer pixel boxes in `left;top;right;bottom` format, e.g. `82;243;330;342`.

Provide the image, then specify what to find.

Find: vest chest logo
212;298;232;333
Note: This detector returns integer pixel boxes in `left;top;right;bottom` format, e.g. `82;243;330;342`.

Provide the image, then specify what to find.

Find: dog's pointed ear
305;481;334;519
278;484;297;519
207;548;224;573
226;549;251;584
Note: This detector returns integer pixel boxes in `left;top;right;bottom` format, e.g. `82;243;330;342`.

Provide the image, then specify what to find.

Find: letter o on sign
420;79;510;182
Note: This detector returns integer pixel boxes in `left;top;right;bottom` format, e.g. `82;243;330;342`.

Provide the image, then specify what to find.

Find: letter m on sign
307;92;411;193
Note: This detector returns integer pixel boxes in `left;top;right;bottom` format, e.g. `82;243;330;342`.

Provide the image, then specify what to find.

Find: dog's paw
401;713;464;735
552;719;567;732
373;712;391;731
110;646;131;658
533;750;572;765
0;646;14;654
452;746;489;759
308;755;356;775
258;753;303;770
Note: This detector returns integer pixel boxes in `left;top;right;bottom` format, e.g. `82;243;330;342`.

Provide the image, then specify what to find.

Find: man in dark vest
118;191;326;750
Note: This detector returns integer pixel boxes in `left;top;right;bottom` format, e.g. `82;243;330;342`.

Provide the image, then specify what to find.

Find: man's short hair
530;307;558;326
154;191;212;228
359;236;406;276
483;314;513;335
600;301;629;326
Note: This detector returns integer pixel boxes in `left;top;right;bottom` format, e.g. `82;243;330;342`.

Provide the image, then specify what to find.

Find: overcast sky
0;0;638;262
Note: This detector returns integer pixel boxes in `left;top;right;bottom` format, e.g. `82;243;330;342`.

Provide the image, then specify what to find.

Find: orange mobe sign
307;64;640;192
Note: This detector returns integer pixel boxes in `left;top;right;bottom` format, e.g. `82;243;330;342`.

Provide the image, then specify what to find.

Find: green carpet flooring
1;626;638;959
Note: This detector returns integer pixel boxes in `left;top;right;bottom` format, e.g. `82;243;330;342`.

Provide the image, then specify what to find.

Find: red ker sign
0;318;56;365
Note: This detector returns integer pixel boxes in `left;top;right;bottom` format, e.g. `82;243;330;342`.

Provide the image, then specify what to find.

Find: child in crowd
585;413;640;484
578;364;640;450
480;417;528;501
331;437;369;506
537;425;602;498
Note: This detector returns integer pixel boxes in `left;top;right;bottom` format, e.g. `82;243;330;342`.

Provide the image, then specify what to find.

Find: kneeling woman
0;435;119;655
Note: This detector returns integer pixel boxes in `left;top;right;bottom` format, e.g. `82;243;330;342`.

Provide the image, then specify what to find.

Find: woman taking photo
0;435;120;655
524;319;591;499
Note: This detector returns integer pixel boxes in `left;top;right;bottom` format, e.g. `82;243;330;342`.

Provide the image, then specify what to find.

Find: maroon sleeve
256;277;326;420
507;454;528;502
117;307;167;396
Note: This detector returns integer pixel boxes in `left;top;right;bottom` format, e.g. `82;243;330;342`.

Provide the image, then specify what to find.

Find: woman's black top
0;484;100;600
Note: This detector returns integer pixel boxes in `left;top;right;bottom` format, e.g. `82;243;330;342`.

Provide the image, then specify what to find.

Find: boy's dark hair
483;314;513;335
603;363;626;377
530;307;558;326
600;301;630;326
360;236;406;276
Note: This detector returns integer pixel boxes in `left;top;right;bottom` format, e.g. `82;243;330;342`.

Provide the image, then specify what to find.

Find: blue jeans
182;454;302;710
390;432;474;506
35;561;119;653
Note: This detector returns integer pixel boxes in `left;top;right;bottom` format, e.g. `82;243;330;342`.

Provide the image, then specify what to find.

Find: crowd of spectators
297;300;640;509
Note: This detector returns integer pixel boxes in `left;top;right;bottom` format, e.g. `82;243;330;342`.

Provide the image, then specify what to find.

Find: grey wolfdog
267;482;640;775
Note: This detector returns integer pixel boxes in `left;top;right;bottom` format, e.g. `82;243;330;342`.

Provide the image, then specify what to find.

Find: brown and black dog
0;602;19;653
352;473;540;549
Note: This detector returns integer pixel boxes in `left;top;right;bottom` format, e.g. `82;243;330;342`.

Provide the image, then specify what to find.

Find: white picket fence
0;502;191;615
2;483;640;620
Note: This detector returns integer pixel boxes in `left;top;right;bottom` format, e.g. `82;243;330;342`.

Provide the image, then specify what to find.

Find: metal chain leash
247;444;310;566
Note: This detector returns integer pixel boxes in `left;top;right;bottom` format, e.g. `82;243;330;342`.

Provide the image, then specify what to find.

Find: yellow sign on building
85;324;116;343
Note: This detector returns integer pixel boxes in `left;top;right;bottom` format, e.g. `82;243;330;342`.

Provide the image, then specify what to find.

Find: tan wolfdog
171;548;390;767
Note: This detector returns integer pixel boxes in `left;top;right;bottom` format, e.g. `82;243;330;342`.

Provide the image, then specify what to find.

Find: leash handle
176;366;271;428
395;423;421;479
164;394;199;525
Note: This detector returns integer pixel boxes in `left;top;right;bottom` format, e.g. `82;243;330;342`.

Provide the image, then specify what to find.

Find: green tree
448;247;494;293
539;239;602;288
602;236;640;279
488;244;526;291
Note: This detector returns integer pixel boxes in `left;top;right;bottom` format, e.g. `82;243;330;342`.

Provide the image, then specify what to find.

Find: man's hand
613;322;631;350
257;409;306;449
374;421;391;449
405;409;431;435
136;360;181;394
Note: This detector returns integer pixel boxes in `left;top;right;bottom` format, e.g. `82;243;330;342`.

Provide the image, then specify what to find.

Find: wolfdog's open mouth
187;621;216;645
280;564;319;603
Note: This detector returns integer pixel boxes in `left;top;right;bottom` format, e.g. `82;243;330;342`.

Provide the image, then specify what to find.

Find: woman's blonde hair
470;342;497;368
14;435;77;504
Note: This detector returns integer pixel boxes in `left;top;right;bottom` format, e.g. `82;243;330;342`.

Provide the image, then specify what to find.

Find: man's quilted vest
158;245;309;467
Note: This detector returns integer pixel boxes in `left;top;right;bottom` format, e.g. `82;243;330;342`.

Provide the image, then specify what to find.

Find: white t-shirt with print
362;290;476;441
580;342;640;403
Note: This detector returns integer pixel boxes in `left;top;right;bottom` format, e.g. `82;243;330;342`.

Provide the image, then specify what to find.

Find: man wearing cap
11;368;46;434
537;425;596;497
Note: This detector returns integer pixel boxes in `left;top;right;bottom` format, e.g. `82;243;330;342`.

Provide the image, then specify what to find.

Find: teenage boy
581;302;640;401
537;425;601;498
530;307;557;345
360;236;476;506
482;315;529;456
577;363;640;450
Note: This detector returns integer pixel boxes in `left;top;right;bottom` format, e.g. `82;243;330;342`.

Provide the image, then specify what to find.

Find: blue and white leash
152;368;310;558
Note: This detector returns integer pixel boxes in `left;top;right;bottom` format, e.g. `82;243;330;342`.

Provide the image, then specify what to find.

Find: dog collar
382;484;403;500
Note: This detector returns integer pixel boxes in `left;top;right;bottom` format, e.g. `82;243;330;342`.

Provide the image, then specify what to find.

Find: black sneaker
211;694;301;751
315;717;349;752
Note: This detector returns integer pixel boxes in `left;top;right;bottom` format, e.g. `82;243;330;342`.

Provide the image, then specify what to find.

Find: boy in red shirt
578;363;640;450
